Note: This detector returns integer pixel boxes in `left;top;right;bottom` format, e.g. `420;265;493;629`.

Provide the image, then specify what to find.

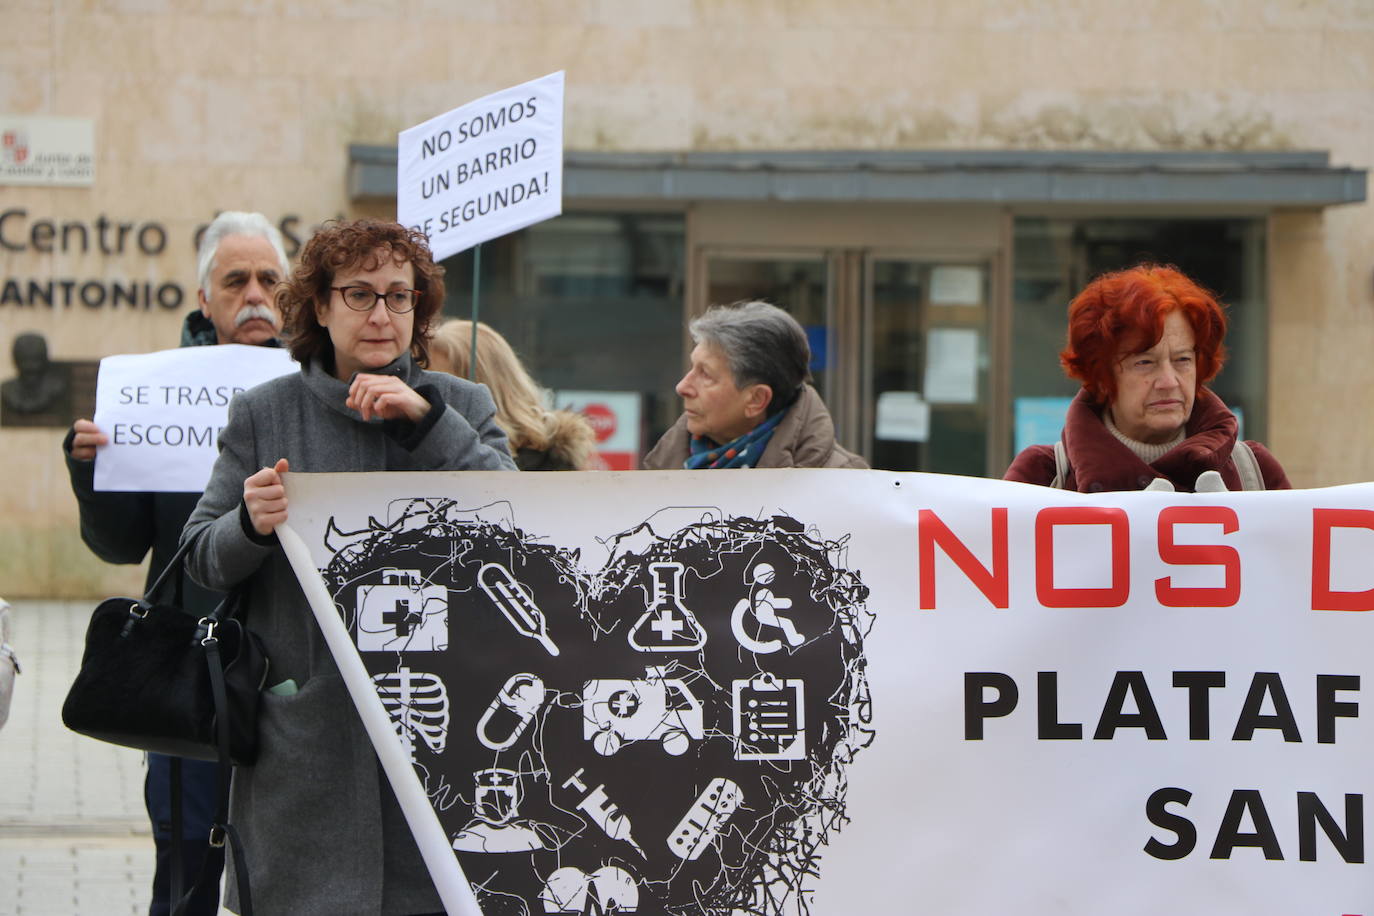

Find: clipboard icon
731;673;805;761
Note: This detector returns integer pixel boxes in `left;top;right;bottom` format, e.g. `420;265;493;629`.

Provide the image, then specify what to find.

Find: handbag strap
170;758;185;907
143;537;197;607
206;633;254;915
1050;439;1069;489
1232;439;1265;491
207;587;244;626
169;613;254;916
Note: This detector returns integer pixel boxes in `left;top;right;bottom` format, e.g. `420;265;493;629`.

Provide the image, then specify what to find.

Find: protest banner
277;469;1374;915
397;71;564;262
92;344;295;492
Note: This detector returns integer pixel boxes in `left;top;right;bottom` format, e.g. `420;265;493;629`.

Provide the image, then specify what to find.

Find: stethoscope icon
729;563;805;655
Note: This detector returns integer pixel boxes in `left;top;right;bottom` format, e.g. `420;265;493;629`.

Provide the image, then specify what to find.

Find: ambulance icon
582;666;704;757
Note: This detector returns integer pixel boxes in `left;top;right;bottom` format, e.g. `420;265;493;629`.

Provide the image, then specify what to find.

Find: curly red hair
279;219;446;368
1060;264;1228;405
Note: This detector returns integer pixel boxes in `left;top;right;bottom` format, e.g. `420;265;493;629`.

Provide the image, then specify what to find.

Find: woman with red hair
1005;264;1289;492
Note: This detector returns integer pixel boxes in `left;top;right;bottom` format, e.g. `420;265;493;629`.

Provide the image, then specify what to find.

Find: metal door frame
691;240;1009;472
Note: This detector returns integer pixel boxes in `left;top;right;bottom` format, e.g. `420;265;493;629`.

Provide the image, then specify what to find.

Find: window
442;212;687;461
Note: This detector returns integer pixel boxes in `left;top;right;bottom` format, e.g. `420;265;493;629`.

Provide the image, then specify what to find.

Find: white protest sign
92;345;296;492
398;71;564;261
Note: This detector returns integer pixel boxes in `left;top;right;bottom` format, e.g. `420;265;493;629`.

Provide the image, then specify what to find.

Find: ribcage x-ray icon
373;666;450;761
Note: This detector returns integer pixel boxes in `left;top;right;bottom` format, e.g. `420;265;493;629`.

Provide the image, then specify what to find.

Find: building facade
2;0;1370;596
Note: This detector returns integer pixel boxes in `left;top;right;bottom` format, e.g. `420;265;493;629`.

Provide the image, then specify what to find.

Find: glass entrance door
699;249;992;474
704;252;835;404
864;257;991;475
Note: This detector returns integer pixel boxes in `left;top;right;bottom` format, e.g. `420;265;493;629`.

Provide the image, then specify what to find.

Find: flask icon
627;562;707;652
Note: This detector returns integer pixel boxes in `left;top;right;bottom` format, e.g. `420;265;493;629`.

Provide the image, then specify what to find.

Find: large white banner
278;470;1374;915
397;72;564;262
93;345;296;492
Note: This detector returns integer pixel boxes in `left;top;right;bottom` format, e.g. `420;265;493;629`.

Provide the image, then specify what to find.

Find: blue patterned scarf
684;410;785;469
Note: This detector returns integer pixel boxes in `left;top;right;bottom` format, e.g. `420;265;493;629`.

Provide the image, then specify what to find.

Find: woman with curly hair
181;219;514;914
1005;263;1289;492
430;319;596;471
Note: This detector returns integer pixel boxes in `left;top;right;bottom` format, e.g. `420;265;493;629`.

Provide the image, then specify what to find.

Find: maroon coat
1005;387;1290;492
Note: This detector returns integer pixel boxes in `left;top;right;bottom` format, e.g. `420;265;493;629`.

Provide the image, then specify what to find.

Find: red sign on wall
553;390;642;470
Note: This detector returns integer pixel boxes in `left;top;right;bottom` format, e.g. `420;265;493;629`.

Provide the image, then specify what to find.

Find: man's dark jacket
62;310;269;916
64;311;231;607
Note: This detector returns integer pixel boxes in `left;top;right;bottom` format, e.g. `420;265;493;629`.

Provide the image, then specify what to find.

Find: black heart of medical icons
328;507;874;915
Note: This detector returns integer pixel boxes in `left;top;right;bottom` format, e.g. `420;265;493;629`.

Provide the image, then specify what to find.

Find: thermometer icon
478;562;560;656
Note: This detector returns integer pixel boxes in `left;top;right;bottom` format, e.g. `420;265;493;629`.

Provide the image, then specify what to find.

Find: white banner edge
275;520;483;916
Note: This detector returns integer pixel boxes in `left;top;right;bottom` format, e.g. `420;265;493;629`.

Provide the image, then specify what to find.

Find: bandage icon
667;777;742;861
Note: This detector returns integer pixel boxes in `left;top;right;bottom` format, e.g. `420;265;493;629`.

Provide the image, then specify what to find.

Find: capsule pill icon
478;562;560;656
476;673;545;751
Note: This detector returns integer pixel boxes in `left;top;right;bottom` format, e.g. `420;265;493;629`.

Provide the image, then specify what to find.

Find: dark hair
1060;263;1228;406
689;300;810;416
279;219;446;367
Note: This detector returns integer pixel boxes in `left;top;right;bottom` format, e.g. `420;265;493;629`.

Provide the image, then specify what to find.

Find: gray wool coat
181;353;515;916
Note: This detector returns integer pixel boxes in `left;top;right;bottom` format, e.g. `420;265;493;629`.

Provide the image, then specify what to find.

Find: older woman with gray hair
644;301;867;470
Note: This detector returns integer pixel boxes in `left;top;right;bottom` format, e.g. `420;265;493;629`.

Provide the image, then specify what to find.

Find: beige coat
643;384;868;470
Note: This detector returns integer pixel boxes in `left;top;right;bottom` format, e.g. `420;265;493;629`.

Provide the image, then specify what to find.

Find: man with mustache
62;211;289;916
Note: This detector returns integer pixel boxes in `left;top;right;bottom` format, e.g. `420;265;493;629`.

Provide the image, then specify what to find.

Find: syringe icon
478;562;560;656
562;767;645;858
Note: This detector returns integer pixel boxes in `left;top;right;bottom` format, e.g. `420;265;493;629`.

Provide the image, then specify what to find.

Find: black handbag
61;538;269;764
61;537;267;915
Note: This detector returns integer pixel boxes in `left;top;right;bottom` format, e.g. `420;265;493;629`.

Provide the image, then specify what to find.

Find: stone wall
1;0;1371;595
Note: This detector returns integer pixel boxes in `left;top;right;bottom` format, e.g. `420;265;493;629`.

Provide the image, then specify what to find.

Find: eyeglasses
332;286;420;314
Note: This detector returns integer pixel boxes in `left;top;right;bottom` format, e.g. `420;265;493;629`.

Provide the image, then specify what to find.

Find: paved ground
0;599;228;916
